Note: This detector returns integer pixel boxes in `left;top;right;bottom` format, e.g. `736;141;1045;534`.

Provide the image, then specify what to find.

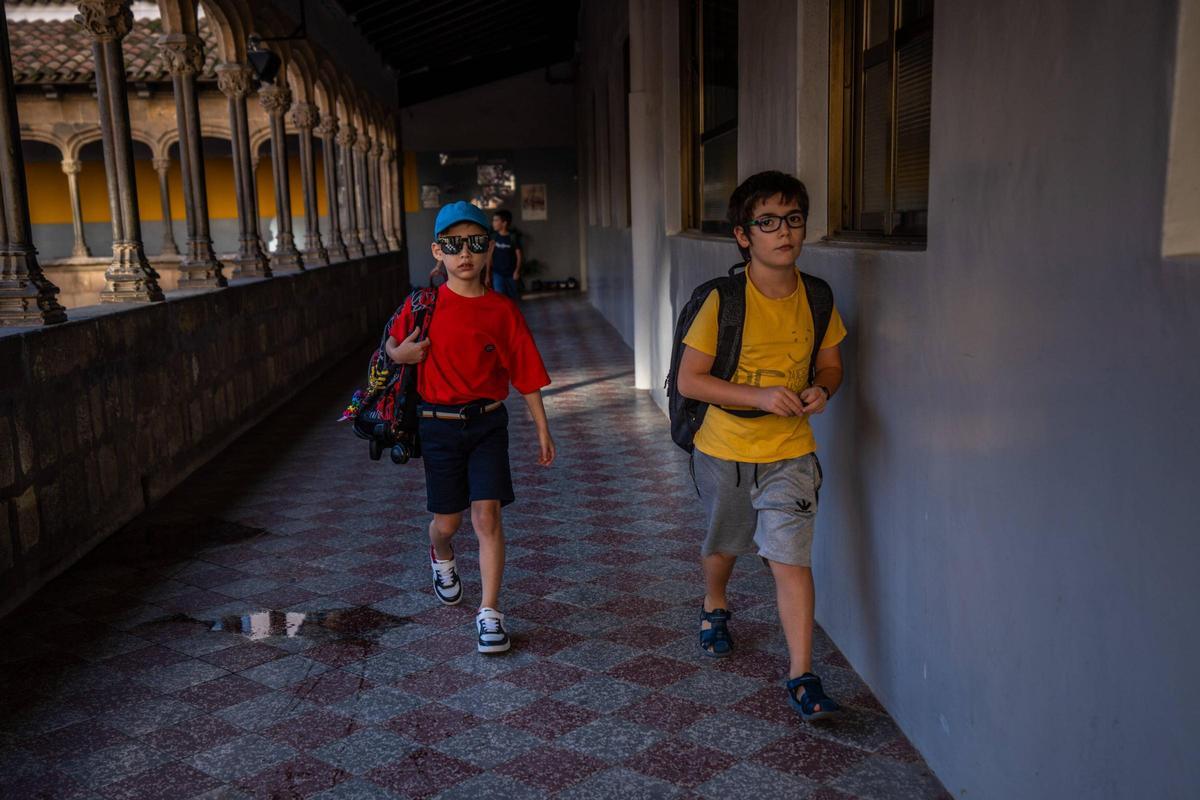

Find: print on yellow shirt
682;270;847;464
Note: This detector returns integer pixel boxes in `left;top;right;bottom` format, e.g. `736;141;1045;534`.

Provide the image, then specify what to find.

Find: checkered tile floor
0;294;949;799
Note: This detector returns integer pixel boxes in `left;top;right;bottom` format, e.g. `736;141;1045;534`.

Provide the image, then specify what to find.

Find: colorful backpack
339;286;437;463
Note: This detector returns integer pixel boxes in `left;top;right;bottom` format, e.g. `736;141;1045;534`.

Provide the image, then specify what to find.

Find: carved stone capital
355;134;371;154
74;0;133;42
216;64;252;100
158;33;205;76
315;115;339;139
290;102;320;131
151;157;170;175
258;84;293;116
369;141;384;159
61;159;83;175
336;125;357;149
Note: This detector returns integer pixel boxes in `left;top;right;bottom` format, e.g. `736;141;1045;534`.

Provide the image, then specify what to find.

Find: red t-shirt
388;284;551;405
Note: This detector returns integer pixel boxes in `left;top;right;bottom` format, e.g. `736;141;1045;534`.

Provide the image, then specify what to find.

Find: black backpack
665;263;834;453
339;286;437;464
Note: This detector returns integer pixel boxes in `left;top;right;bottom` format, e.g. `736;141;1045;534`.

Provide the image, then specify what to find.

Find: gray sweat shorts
691;449;823;567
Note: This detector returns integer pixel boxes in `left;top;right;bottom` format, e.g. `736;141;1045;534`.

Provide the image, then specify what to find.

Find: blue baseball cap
433;201;489;239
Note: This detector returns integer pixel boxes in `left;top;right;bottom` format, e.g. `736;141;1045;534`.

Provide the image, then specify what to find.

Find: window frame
681;0;739;235
829;0;933;247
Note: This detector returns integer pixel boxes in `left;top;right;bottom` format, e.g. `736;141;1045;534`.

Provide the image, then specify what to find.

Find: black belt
418;400;503;420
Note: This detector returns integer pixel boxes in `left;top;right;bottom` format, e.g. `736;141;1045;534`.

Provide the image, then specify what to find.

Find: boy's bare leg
768;560;824;709
701;552;737;632
430;513;461;560
471;500;504;610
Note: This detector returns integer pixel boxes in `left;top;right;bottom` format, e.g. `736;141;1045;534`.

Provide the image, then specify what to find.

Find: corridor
0;294;948;800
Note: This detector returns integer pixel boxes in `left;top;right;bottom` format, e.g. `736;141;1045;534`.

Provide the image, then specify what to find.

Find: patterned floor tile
237;754;351;799
695;762;815;799
328;686;424;725
365;748;481;800
384;702;484;746
0;296;948;800
57;741;175;787
831;754;949;800
262;709;362;751
557;716;665;762
186;733;300;782
680;710;792;756
439;680;542;720
495;745;607;792
140;714;245;759
753;729;870;783
430;721;542;769
556;766;684;800
99;761;223;800
312;727;418;774
551;673;650;712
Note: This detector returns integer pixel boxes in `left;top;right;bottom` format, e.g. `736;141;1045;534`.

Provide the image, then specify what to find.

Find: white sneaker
475;607;510;654
430;546;462;605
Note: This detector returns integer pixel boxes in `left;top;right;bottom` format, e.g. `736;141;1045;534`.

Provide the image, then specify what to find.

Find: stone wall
0;254;409;616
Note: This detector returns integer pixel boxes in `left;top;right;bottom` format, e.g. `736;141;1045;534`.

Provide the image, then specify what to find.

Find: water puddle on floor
207;607;411;641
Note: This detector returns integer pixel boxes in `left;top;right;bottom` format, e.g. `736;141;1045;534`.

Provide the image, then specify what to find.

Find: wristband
814;384;831;400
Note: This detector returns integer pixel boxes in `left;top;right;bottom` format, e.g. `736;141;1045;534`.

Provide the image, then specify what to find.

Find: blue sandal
786;672;841;721
699;608;733;658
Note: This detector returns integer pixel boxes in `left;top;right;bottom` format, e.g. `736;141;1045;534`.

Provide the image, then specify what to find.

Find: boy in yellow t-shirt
676;171;847;721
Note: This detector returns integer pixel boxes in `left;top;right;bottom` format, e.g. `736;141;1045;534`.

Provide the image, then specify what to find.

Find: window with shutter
831;0;933;244
681;0;739;234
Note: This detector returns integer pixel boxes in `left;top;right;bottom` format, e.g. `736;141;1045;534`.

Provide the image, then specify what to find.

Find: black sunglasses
436;234;490;255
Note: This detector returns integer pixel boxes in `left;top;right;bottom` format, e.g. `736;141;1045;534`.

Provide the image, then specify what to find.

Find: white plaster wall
585;225;634;347
582;1;1200;798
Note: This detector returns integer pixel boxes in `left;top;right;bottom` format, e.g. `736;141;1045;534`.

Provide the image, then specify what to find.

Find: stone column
250;151;264;244
290;101;327;266
159;32;224;287
61;158;92;258
336;124;363;258
151;157;179;257
354;135;378;255
390;147;405;251
0;9;65;325
74;0;163;302
216;63;269;277
258;83;302;271
379;146;398;250
315;115;347;261
369;141;386;250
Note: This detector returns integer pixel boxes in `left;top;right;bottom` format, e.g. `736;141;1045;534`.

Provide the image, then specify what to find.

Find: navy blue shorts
419;404;515;514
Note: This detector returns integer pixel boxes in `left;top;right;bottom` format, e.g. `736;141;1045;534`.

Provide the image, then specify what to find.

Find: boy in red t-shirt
385;201;555;653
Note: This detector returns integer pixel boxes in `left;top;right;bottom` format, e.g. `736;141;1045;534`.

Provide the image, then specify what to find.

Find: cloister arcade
0;0;405;323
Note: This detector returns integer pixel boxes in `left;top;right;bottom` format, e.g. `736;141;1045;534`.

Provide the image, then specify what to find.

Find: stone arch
64;128;159;161
156;0;201;36
18;129;67;160
155;125;233;157
250;127;273;158
197;0;249;63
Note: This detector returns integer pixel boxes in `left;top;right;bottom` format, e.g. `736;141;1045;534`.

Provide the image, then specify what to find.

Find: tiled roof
9;16;220;84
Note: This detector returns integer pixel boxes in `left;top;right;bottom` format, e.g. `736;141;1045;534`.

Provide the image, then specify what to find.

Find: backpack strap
711;267;746;382
713;263;768;419
800;272;834;386
410;286;438;333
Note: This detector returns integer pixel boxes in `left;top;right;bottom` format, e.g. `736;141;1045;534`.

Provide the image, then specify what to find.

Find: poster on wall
421;185;440;209
521;184;547;221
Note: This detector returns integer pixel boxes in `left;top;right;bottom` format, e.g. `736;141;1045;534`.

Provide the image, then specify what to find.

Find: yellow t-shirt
682;271;847;463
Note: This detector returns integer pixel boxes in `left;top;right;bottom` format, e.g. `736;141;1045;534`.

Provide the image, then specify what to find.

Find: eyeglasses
436;234;490;255
746;213;806;233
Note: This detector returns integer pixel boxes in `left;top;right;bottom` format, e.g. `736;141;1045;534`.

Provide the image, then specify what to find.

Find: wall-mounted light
245;0;307;84
247;35;282;84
